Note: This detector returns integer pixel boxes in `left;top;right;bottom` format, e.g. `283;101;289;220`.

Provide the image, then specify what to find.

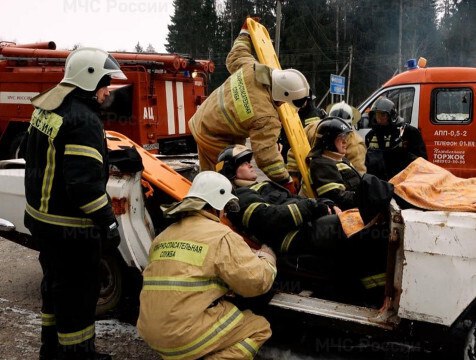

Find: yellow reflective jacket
189;34;289;183
137;210;276;358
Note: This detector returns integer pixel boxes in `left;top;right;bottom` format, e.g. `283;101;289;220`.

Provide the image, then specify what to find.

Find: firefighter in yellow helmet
188;18;310;194
24;47;127;359
137;171;277;360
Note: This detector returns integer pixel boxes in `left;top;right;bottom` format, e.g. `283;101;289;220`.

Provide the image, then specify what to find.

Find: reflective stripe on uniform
262;161;286;178
79;194;108;214
39;138;56;213
41;312;56;327
367;136;380;149
304;117;320;127
217;85;248;136
249;182;267;192
316;182;346;196
361;273;386;289
142;276;228;292
234;338;259;359
336;162;352;172
280;230;299;253
242;202;268;228
230;68;254;122
58;324;95;346
64;144;103;163
26;203;94;228
287;203;303;226
155;305;244;360
286;155;297;172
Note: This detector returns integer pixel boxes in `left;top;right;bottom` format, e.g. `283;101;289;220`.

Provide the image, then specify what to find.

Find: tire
464;322;476;360
96;254;123;316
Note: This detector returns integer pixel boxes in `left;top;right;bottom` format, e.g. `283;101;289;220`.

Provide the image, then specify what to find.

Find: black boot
39;326;58;360
58;338;112;360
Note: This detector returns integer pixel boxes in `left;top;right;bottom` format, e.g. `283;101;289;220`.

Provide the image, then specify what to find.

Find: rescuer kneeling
137;171;277;360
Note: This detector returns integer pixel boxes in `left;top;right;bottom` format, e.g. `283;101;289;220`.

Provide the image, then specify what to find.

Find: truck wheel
464;322;476;360
96;254;123;316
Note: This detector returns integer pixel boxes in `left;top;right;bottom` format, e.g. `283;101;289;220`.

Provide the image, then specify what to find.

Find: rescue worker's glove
255;244;277;266
101;222;121;254
307;198;331;218
240;16;260;35
282;177;297;195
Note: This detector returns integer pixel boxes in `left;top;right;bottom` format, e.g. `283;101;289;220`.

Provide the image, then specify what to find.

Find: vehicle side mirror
357;113;370;129
0;218;15;232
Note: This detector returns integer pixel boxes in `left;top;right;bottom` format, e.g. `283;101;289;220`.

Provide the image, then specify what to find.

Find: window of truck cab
383;88;415;124
430;88;472;125
363;88;416;126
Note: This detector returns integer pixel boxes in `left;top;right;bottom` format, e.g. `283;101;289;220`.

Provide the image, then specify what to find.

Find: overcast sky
1;0;175;52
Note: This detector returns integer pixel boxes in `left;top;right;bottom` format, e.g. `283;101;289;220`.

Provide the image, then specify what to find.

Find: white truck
1;140;476;359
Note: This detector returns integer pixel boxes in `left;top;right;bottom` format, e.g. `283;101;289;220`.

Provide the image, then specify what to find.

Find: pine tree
135;42;144;53
145;43;156;53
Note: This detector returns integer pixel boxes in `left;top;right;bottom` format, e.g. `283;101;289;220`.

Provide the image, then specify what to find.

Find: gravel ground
0;237;160;360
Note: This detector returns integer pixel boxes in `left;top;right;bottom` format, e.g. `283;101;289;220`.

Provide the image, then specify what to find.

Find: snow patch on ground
96;319;142;339
258;346;317;360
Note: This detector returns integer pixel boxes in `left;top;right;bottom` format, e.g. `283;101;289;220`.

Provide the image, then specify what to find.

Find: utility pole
230;0;234;48
398;0;403;73
275;0;282;58
334;1;340;103
346;45;353;104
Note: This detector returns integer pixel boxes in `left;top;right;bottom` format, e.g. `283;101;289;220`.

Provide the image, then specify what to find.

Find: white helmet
271;68;310;108
61;47;127;91
329;101;353;124
185;171;237;211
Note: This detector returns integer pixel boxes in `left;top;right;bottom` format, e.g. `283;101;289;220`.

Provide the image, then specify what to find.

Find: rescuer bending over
189;18;310;194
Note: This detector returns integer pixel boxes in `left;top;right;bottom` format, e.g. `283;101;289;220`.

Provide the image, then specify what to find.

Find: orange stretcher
106;130;191;201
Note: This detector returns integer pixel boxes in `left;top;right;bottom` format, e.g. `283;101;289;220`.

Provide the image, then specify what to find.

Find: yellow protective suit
137;210;277;360
189;34;289;184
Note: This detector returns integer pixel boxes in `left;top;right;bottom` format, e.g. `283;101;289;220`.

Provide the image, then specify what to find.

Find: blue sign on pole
330;74;345;95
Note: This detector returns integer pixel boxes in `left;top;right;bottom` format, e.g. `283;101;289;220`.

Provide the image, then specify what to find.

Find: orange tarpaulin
389;157;476;212
338;209;365;238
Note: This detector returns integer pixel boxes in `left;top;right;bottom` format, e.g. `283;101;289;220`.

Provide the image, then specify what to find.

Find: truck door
419;85;475;178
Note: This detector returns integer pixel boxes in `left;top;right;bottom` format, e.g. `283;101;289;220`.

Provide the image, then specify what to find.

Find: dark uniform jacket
24;94;116;232
308;151;361;210
227;181;329;254
365;123;427;181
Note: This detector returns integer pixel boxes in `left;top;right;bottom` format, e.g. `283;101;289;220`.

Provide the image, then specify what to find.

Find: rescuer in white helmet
137;171;276;359
24;47;126;360
188;17;310;194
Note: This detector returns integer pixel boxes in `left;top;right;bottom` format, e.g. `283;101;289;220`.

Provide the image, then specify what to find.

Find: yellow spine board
247;18;314;197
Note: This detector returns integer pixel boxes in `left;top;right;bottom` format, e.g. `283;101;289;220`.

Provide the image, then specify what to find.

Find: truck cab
358;59;476;178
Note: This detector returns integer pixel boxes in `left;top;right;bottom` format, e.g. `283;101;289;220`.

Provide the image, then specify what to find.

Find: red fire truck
0;41;214;158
